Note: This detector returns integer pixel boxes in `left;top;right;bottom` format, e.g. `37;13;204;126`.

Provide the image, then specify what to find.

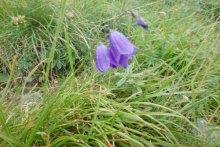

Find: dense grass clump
0;0;219;146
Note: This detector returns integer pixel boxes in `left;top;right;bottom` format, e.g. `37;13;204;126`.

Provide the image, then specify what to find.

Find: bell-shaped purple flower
109;31;135;55
95;44;110;72
136;17;148;29
109;31;139;68
130;11;148;29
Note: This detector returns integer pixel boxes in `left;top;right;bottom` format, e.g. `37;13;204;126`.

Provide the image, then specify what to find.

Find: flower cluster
95;31;139;72
11;15;26;25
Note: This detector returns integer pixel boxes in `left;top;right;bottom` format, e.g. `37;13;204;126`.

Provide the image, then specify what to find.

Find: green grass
0;0;220;146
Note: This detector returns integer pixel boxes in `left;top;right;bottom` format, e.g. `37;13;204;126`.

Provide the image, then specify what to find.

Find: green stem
0;55;17;104
0;55;17;133
43;0;67;97
64;27;76;90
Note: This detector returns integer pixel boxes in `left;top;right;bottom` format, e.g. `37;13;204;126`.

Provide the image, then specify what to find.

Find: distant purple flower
135;15;148;29
95;44;110;72
109;31;139;68
130;11;148;29
136;18;148;29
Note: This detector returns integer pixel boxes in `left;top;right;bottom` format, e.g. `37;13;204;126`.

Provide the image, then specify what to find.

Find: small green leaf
117;77;127;87
0;73;9;83
127;64;132;74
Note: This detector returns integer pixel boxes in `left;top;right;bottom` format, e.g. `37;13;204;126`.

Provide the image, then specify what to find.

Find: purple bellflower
94;31;140;72
109;31;139;68
95;44;110;72
136;17;148;29
130;11;148;29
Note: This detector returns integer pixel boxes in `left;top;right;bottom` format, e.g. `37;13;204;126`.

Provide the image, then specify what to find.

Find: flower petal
110;63;118;68
127;49;136;59
119;55;129;68
133;45;140;50
109;46;120;66
109;31;135;55
95;44;110;72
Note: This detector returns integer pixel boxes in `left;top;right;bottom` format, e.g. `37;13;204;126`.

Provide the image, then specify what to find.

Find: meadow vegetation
0;0;219;146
